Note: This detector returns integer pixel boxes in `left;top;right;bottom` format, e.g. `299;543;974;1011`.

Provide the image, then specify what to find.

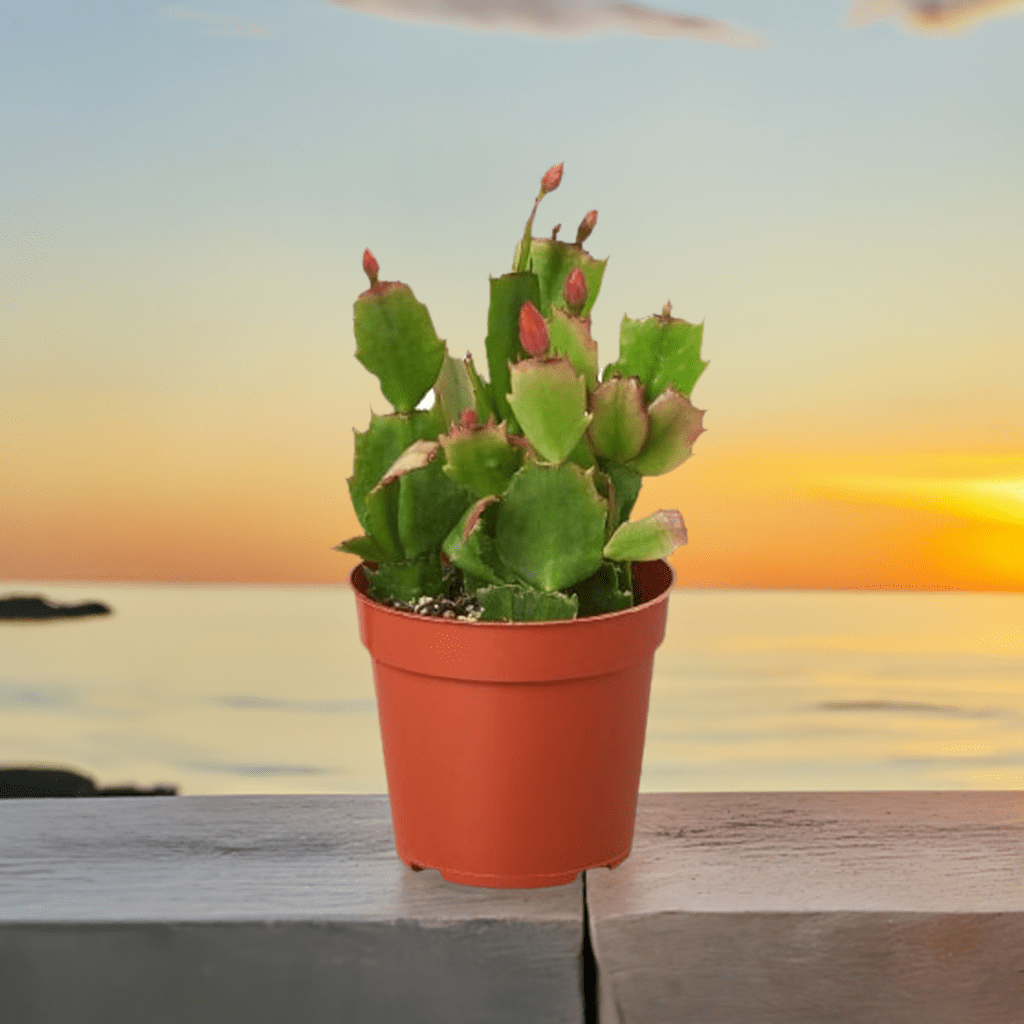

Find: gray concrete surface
585;791;1024;1024
5;792;1022;1024
0;794;584;1024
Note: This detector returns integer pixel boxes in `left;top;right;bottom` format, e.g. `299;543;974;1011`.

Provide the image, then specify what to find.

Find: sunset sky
3;0;1022;590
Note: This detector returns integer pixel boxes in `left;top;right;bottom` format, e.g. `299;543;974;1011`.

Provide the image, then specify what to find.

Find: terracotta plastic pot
352;559;674;888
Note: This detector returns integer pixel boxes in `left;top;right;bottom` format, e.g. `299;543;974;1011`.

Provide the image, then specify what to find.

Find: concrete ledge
0;795;584;1024
585;792;1024;1024
5;792;1022;1023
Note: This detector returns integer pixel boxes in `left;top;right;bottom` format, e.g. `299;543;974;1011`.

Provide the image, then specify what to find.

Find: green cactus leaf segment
354;282;447;414
434;355;475;428
547;307;599;392
396;456;473;561
507;359;591;465
588;378;649;463
609;313;707;401
440;423;523;498
484;273;541;428
513;237;607;319
442;496;507;587
495;462;607;592
463;354;496;424
604;510;687;562
349;408;445;530
567;433;595;469
477;584;578;622
627;388;705;476
371;439;440;493
333;535;385;561
569;562;634;617
366;556;447;603
600;461;643;531
363;485;403;561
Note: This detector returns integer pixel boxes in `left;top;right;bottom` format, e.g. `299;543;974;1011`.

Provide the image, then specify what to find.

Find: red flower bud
540;162;563;195
459;408;479;429
362;249;380;287
518;301;549;357
576;209;597;245
563;268;587;314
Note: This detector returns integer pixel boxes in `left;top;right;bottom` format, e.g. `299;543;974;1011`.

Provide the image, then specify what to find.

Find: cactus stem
362;249;380;289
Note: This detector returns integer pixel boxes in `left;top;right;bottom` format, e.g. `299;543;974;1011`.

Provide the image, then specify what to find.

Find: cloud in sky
847;0;1024;34
330;0;767;47
161;6;276;38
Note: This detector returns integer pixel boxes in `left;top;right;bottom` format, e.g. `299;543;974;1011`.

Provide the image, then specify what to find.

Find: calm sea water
2;584;1022;795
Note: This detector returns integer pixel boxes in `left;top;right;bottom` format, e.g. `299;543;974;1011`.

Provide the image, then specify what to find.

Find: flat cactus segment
601;461;643;530
366;556;447;603
603;510;687;562
484;272;541;428
507;358;591;465
434;355;475;427
396;457;473;560
588;378;649;462
372;439;440;493
442;497;506;587
570;562;634;617
354;282;447;414
440;423;523;497
495;462;607;591
567;433;595;469
477;584;578;622
333;534;386;561
363;485;403;561
349;408;445;530
609;311;708;400
513;237;607;319
627;388;705;476
463;354;496;423
548;307;599;391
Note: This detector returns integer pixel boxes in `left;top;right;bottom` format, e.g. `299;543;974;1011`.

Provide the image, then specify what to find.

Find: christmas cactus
338;164;707;622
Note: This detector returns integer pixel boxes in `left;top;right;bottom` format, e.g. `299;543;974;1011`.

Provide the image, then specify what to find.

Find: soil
376;591;484;622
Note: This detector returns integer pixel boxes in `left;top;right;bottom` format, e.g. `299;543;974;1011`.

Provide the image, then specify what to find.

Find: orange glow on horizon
4;442;1023;591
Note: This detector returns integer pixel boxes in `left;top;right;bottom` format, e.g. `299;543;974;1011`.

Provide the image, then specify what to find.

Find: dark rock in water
0;768;177;799
0;595;112;620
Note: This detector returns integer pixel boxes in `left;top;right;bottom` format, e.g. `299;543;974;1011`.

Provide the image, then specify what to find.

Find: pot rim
349;559;675;628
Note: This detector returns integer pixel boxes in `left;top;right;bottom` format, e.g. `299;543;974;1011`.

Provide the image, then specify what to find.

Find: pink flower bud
540;162;563;195
563;268;587;314
576;210;597;245
362;249;380;287
459;408;479;429
518;301;549;357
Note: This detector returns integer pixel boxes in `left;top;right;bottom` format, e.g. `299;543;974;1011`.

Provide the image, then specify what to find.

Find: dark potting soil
375;591;483;621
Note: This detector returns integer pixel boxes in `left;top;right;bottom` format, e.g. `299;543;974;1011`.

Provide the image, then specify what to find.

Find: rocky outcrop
0;768;176;798
0;595;112;620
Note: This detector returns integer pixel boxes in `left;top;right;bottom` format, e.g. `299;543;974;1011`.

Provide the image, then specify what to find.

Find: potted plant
339;163;707;888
